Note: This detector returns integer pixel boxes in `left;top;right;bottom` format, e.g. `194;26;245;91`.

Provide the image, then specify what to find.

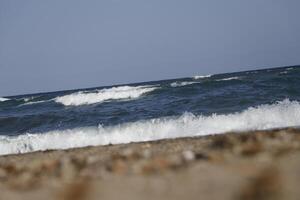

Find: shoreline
0;128;300;199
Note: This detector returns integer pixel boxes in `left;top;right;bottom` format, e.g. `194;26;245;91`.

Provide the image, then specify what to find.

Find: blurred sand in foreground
0;128;300;200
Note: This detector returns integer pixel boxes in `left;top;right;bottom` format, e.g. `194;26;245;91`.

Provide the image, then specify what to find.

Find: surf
0;99;299;155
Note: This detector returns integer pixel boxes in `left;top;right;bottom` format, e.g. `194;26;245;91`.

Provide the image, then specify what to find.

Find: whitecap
21;100;49;106
280;71;288;75
216;77;240;81
193;74;212;79
0;97;9;102
22;96;38;102
170;81;197;87
55;85;158;106
1;99;300;155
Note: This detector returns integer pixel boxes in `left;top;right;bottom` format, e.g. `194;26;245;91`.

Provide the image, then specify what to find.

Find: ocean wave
0;99;299;155
246;71;259;74
170;81;197;87
21;100;49;106
193;74;212;79
55;85;158;106
280;71;288;74
0;97;9;102
22;96;40;102
216;77;240;81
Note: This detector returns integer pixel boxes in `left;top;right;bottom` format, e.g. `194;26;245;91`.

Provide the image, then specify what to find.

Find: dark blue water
0;66;300;155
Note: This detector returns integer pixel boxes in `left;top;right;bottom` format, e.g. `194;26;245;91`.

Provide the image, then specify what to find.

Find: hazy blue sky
1;0;300;96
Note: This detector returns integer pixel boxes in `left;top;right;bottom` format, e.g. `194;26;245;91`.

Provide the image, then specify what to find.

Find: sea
0;66;300;155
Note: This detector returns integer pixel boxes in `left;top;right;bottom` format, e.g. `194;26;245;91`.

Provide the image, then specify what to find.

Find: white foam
55;85;158;106
21;100;49;106
216;77;240;81
0;97;9;102
22;96;37;102
280;71;288;74
1;99;300;155
193;74;212;79
170;81;197;87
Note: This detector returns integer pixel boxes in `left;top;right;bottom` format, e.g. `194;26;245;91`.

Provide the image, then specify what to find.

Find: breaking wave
170;81;197;87
193;74;212;79
21;96;40;102
0;97;9;102
55;85;158;106
216;77;240;81
0;99;299;155
21;100;49;106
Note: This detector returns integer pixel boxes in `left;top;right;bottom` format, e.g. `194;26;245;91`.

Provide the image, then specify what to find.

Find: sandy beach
0;128;299;200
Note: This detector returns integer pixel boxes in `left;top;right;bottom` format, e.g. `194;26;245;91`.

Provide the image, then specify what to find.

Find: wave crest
170;81;197;87
55;85;158;106
216;77;240;81
193;74;212;79
0;99;300;155
0;97;9;102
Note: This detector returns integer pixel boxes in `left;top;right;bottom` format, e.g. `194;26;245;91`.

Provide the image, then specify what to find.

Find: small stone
110;160;128;174
153;158;171;170
3;164;18;175
60;157;78;181
9;172;37;190
210;135;235;149
122;148;134;157
239;142;263;156
194;152;209;160
41;159;60;173
168;154;184;167
0;168;7;179
142;149;152;159
140;162;157;174
182;150;195;162
142;143;151;148
58;180;90;200
86;156;99;165
121;148;140;160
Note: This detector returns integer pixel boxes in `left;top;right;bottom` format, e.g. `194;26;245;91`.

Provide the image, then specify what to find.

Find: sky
1;0;300;96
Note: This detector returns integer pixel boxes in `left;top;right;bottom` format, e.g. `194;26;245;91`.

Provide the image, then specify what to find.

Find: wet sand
0;128;300;200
